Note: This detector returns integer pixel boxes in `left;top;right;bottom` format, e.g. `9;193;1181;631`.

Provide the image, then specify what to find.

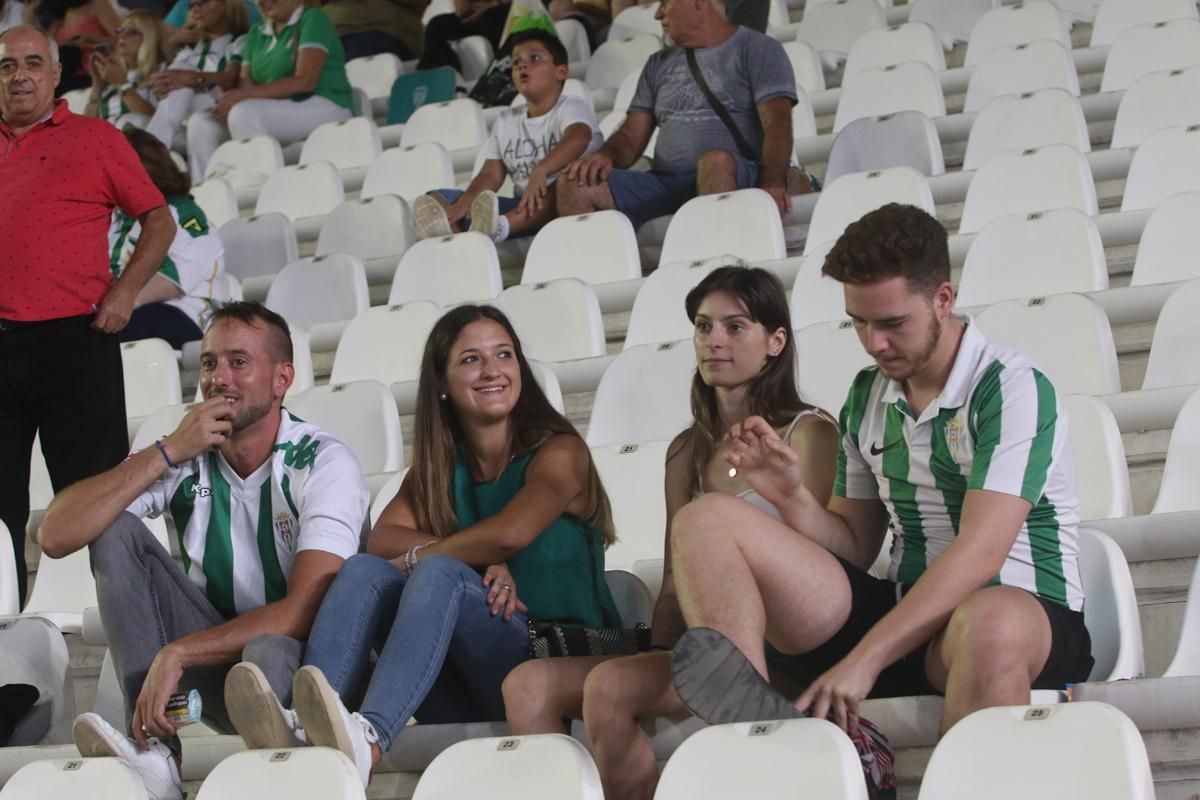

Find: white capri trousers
185;94;352;182
147;87;216;159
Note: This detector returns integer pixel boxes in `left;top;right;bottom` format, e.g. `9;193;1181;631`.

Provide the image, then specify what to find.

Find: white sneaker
292;665;378;789
469;190;504;242
225;661;306;750
73;712;184;800
413;193;454;240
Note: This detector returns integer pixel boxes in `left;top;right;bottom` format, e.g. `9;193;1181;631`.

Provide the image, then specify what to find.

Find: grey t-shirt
629;26;796;172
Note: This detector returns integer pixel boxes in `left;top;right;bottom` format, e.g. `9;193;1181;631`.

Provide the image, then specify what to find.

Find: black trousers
0;315;129;606
417;5;511;72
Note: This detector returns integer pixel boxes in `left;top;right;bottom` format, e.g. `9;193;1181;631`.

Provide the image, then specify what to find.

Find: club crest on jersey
274;513;295;549
945;413;965;462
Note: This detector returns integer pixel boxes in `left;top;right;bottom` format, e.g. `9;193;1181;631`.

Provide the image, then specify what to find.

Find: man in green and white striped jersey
41;301;368;800
670;204;1094;741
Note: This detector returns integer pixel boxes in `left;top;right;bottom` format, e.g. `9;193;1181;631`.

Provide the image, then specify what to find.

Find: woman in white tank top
501;266;840;800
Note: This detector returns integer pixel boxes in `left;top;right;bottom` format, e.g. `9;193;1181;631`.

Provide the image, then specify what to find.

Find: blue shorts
432;188;521;231
606;156;761;228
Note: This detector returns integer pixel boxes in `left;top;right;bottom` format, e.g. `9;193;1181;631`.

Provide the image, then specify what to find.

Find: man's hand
793;652;882;735
761;182;791;217
91;283;137;333
482;562;527;621
131;645;184;747
565;151;614;187
517;167;550;215
724;416;814;513
160;397;235;463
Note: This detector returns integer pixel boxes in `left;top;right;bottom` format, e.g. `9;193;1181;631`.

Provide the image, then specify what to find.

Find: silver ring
500;583;512;592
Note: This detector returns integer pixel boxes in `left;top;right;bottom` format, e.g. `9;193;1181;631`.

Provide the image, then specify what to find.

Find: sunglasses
115;27;143;36
187;0;216;9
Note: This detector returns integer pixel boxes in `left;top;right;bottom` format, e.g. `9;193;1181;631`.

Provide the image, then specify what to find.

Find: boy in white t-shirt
413;28;603;243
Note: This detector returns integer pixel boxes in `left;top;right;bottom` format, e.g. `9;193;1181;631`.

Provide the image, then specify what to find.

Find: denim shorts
606;155;761;229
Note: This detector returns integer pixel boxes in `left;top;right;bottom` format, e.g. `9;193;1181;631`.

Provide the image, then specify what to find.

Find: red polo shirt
0;99;165;322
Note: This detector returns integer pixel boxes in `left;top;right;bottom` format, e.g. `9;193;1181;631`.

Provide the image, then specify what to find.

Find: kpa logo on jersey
274;513;295;550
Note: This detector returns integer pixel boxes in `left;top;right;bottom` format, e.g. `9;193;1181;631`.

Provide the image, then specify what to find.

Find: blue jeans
302;553;531;752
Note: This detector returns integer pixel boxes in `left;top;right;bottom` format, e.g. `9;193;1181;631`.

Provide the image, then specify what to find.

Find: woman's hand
150;69;198;98
723;416;814;513
211;87;248;122
94;52;125;87
482;563;528;621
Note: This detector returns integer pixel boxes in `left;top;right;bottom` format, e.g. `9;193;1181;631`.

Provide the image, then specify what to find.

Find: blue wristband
155;440;177;469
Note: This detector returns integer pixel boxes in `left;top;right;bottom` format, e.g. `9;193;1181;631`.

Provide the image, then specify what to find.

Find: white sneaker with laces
225;661;306;750
413;194;454;240
469;190;506;242
73;712;184;800
293;665;378;788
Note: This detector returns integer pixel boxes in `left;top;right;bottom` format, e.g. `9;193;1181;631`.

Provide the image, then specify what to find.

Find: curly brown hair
821;203;950;298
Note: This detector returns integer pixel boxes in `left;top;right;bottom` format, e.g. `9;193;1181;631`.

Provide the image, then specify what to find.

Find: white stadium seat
121;338;182;420
412;734;603;800
1111;64;1200;150
190;176;239;229
789;239;846;328
806;166;937;254
369;469;408;527
0;616;69;744
1120;124;1200;212
964;1;1072;67
781;40;826;95
329;301;443;386
0;522;17;615
963;39;1080;113
825;111;945;185
843;22;946;82
659;189;786;267
793;0;887;69
492;279;607;363
204;135;284;191
522;211;641;285
657;719;869;800
345;52;404;114
286;380;404;474
299;117;382;173
1080;527;1145;681
1065;396;1132;521
956;208;1108;308
909;0;999;49
1100;18;1200;93
1142;278;1200;389
591;440;671;572
315;196;415;284
792;87;818;141
194;748;365;800
587;339;696;447
555;17;592;65
584;35;662;112
963;88;1090;171
1090;0;1199;47
1151;388;1200;513
958;144;1097;235
265;254;370;330
361;143;456;203
219;213;299;283
1164;556;1200;676
833;61;947;134
400;98;488;168
793;320;874;416
918;703;1153;799
0;757;150;799
254;162;344;223
1130;192;1200;286
625;259;727;350
449;34;493;82
607;4;663;41
974;293;1121;396
388;232;502;307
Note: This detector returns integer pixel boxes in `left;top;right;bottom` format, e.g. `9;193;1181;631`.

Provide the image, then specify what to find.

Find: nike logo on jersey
870;440;901;456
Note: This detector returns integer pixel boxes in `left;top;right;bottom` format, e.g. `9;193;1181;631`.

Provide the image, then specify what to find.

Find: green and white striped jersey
167;32;246;75
834;321;1084;611
127;410;369;618
109;194;228;328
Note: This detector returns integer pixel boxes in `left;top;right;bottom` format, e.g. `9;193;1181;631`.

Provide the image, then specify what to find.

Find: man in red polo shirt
0;25;175;605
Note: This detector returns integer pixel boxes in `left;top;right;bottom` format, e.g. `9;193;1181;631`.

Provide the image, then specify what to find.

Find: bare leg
505;184;561;238
583;652;688;800
924;585;1054;736
556;172;617;216
502;655;612;735
671;493;854;677
695;149;739;196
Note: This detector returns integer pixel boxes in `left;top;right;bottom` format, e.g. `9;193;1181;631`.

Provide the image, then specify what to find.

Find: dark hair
33;0;91;27
821;203;950;297
123;126;191;197
680;266;808;498
207;301;293;363
409;305;614;543
507;28;568;67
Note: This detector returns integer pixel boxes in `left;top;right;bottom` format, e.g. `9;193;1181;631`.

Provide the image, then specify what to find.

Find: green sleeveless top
451;448;620;629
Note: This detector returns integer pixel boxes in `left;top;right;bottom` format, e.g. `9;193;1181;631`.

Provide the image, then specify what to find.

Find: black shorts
766;557;1095;698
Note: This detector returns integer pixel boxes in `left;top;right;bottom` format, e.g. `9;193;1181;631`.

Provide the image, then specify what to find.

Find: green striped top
834;321;1084;611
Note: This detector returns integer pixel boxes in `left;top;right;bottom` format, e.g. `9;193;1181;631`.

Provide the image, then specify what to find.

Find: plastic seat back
254;163;344;222
587;339;695;447
400;98;488;152
330;301;442;386
362;142;455;202
964;1;1071;67
204;135;284;189
963;88;1090;171
121;338;182;419
386;67;457;125
1152;388;1200;513
833;61;946;134
591;440;671;572
190;177;238;228
1111;64;1200;150
194;748;365;800
299;117;382;171
793;0;886;67
492;279;606;363
844;22;946;82
782;39;826;94
1101;18;1200;92
1120;124;1200;212
964;39;1080;113
959;144;1097;235
1063;396;1132;521
1090;0;1199;47
388;232;502;306
789;239;847;328
659;189;786;267
1142;278;1200;389
220;213;299;282
826;110;945;184
315;196;414;274
265;255;370;330
584;34;661;92
1164;556;1200;676
286;380;404;473
345;53;404;101
807;166;936;254
793;320;875;417
1130;191;1200;286
522;210;641;285
626;259;727;350
909;0;999;48
0;758;150;800
412;734;603;800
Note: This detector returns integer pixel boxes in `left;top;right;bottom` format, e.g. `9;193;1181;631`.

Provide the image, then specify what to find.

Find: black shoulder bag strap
684;47;758;164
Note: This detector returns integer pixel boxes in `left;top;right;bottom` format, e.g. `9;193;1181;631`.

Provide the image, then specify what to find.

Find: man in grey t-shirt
557;0;797;228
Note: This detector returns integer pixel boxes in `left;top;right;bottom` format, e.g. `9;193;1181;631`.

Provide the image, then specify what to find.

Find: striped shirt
167;33;246;77
127;411;369;618
109;194;229;328
834;320;1084;611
